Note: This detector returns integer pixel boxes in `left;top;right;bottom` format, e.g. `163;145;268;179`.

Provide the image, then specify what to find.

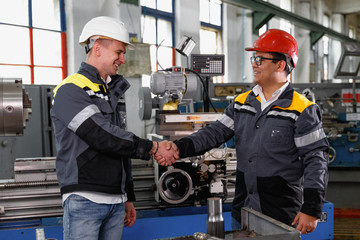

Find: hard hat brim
126;42;135;50
245;47;273;52
245;47;256;51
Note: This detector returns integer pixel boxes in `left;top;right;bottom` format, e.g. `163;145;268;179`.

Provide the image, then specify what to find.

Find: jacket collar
77;62;130;94
247;84;294;109
275;84;294;108
78;62;104;85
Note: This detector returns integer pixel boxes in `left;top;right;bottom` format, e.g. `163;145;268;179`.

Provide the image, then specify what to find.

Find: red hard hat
245;29;298;68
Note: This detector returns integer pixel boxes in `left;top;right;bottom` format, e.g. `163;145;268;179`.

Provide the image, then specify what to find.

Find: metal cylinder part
206;197;225;238
150;71;197;108
0;78;31;136
138;87;153;120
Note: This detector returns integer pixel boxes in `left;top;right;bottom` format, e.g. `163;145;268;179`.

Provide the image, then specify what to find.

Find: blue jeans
63;194;125;240
231;217;242;230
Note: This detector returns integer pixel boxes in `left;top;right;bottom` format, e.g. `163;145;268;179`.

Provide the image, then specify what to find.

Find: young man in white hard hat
50;16;176;239
158;29;329;235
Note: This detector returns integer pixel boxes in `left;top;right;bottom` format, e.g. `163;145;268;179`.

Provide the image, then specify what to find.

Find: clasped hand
151;141;179;166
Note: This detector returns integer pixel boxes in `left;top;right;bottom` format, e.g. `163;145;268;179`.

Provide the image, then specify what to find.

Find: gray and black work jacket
175;84;329;225
50;62;153;201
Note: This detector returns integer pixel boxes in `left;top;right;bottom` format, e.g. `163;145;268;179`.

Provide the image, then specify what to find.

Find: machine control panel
191;54;225;76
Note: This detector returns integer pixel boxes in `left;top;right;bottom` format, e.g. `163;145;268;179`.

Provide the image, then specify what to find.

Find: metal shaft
206;197;225;238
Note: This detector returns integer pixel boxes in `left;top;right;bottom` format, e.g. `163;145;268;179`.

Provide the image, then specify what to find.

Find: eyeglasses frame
250;56;282;66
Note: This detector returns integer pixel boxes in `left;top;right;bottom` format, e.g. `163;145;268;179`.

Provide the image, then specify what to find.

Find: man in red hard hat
159;29;329;235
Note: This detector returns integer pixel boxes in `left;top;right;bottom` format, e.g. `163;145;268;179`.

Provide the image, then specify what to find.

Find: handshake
150;141;180;166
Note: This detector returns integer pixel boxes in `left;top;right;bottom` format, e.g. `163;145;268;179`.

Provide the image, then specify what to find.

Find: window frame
199;0;223;83
0;0;67;84
200;0;223;31
141;0;175;70
199;0;223;55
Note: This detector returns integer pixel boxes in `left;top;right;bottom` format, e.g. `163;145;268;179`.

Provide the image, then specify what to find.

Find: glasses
250;56;281;66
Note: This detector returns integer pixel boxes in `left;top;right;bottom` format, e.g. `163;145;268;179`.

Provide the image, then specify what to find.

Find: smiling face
90;38;127;79
251;51;281;87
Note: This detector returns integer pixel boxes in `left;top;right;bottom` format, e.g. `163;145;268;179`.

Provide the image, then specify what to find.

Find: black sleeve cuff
145;139;154;152
174;138;196;158
133;138;152;160
126;181;136;202
300;188;325;218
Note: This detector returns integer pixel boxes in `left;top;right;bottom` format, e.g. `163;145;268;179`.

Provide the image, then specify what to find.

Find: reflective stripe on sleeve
218;114;234;130
68;104;100;132
86;90;109;101
294;128;326;147
267;110;298;121
234;104;257;114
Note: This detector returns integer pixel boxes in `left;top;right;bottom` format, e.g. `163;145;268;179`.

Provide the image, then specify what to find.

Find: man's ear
277;60;287;72
93;41;102;56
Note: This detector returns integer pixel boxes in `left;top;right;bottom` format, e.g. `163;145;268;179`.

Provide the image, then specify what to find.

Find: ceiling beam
252;11;275;34
222;0;359;44
310;31;325;46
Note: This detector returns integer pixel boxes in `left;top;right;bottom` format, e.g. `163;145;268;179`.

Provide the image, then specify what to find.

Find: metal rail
0;180;58;189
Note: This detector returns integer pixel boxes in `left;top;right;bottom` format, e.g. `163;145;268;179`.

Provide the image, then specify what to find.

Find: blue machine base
0;202;333;240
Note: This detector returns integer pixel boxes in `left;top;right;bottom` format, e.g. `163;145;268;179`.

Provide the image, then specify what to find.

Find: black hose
185;68;218;113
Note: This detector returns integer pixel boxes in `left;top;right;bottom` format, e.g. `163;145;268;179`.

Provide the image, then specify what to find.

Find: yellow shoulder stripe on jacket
53;73;104;98
234;90;253;104
272;91;315;113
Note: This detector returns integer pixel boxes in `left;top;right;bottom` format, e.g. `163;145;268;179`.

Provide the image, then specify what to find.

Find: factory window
0;0;67;85
200;28;221;54
259;25;268;36
349;26;355;39
200;0;223;83
200;0;222;47
141;0;175;73
345;26;357;78
323;14;330;80
200;0;222;27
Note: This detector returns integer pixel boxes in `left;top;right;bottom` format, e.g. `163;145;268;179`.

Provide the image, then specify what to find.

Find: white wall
223;5;253;83
120;4;144;138
175;0;201;67
293;0;311;83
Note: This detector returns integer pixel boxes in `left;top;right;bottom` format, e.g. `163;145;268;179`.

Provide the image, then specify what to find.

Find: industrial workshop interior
1;0;360;239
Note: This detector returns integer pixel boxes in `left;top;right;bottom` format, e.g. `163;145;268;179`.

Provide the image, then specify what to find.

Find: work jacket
50;62;153;201
175;84;329;225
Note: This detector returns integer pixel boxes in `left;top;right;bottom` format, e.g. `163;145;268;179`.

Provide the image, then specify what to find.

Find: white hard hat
79;16;135;51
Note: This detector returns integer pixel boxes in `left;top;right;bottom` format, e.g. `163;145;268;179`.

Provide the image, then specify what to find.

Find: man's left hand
291;212;318;234
124;201;136;227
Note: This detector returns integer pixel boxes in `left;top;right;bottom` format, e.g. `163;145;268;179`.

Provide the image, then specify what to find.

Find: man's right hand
152;141;179;166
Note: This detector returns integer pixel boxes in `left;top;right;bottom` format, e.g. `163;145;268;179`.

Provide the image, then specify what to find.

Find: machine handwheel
158;168;193;204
